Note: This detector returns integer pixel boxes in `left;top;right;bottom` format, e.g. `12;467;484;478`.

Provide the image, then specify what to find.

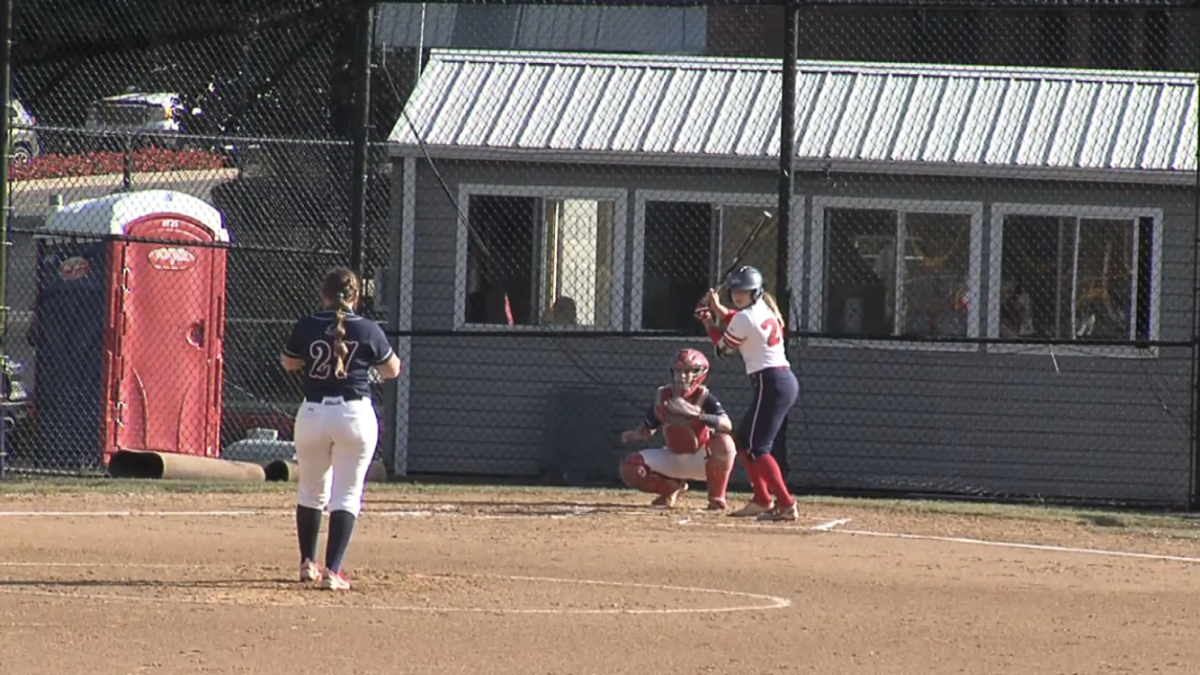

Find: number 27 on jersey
308;339;359;379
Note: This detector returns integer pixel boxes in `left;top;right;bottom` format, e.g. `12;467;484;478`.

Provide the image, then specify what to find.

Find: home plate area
368;501;848;531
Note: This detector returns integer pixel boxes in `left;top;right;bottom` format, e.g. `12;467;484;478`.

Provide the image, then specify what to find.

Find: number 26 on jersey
308;340;359;379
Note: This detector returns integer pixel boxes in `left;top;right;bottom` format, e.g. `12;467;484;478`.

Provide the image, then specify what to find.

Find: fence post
122;133;133;191
776;0;799;479
0;0;13;480
348;1;374;277
1191;66;1200;509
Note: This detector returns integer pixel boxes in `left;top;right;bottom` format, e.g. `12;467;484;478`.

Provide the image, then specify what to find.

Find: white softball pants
293;397;379;517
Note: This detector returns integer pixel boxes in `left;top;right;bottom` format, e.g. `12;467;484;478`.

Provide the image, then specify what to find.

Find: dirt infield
1;484;1199;675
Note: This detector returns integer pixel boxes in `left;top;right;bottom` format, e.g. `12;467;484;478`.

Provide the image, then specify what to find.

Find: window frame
808;196;985;352
453;183;628;331
630;189;803;340
987;202;1164;359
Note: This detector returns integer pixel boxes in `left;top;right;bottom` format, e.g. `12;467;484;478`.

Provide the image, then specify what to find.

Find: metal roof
388;49;1199;183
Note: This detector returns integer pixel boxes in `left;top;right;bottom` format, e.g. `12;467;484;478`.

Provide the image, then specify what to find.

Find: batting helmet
727;265;764;301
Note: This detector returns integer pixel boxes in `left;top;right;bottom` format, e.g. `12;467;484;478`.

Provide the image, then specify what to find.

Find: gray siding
400;159;1195;504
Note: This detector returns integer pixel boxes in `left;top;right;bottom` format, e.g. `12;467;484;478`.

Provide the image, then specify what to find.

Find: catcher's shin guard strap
620;453;684;497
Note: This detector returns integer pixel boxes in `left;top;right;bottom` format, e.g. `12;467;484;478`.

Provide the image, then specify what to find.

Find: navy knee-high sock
324;510;357;574
296;505;323;563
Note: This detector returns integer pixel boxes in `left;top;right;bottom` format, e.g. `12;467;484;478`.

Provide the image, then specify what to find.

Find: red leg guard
754;454;794;508
738;451;773;507
620;453;685;497
704;436;736;504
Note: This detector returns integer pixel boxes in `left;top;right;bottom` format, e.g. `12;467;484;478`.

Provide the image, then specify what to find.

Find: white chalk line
675;516;851;532
12;506;1194;567
826;527;1200;565
680;517;1200;566
812;518;853;531
0;570;791;616
0;507;606;519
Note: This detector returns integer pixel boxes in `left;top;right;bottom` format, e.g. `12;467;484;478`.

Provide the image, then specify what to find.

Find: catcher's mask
670;348;710;398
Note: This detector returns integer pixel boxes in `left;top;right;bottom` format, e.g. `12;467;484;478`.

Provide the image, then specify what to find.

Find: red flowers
9;146;228;181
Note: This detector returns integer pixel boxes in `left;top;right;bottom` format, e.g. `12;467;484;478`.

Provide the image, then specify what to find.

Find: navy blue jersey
284;310;394;401
643;390;726;431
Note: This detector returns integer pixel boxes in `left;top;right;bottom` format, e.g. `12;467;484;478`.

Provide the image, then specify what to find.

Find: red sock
738;451;772;506
754;454;794;507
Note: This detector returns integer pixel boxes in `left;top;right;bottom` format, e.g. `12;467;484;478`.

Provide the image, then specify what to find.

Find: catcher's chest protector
654;386;712;452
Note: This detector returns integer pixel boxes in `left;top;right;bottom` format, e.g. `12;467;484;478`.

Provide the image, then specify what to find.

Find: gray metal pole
0;0;12;352
0;0;12;479
416;3;427;84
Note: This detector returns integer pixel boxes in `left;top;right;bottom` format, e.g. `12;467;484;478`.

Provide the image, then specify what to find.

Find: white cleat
757;501;800;522
728;500;774;518
320;569;351;591
299;560;320;583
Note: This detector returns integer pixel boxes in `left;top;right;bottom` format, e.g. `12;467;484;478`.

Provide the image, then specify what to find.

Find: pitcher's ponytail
320;268;360;379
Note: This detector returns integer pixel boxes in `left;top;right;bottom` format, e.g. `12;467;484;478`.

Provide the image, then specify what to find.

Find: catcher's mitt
661;397;701;427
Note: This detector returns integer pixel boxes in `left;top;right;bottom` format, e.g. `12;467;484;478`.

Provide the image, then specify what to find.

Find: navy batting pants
736;366;799;458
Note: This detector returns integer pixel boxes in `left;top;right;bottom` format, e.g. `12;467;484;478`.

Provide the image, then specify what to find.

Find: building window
459;188;624;329
636;197;779;334
993;211;1156;343
809;197;982;348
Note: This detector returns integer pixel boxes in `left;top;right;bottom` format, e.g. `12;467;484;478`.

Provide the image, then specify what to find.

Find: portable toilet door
108;192;230;461
30;230;113;469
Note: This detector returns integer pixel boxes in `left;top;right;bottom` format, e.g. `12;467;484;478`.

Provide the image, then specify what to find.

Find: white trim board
453;183;628;331
630;190;803;332
808;196;984;353
986;202;1164;360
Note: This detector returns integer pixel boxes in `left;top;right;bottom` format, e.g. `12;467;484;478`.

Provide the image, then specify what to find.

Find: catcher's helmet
727;265;764;301
670;348;710;398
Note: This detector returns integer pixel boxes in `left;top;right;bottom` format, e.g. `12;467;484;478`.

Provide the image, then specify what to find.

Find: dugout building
383;49;1199;506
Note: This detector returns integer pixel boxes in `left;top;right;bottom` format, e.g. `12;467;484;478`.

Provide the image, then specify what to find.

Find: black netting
3;1;1198;507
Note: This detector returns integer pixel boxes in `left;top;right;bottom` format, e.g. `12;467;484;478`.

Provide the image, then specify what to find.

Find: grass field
2;477;1199;674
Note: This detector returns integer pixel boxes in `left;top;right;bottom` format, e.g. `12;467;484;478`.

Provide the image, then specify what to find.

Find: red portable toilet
32;189;230;468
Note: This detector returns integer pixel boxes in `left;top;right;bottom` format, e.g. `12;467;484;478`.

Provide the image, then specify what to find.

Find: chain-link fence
4;1;1199;507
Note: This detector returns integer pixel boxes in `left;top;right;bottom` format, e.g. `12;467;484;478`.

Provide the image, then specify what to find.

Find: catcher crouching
618;348;735;510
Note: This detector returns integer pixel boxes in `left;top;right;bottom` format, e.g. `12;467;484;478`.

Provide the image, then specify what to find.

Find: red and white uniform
639;385;727;481
717;302;790;375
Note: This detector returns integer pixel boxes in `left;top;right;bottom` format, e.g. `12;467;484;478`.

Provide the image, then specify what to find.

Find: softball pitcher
281;267;401;590
696;266;799;522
